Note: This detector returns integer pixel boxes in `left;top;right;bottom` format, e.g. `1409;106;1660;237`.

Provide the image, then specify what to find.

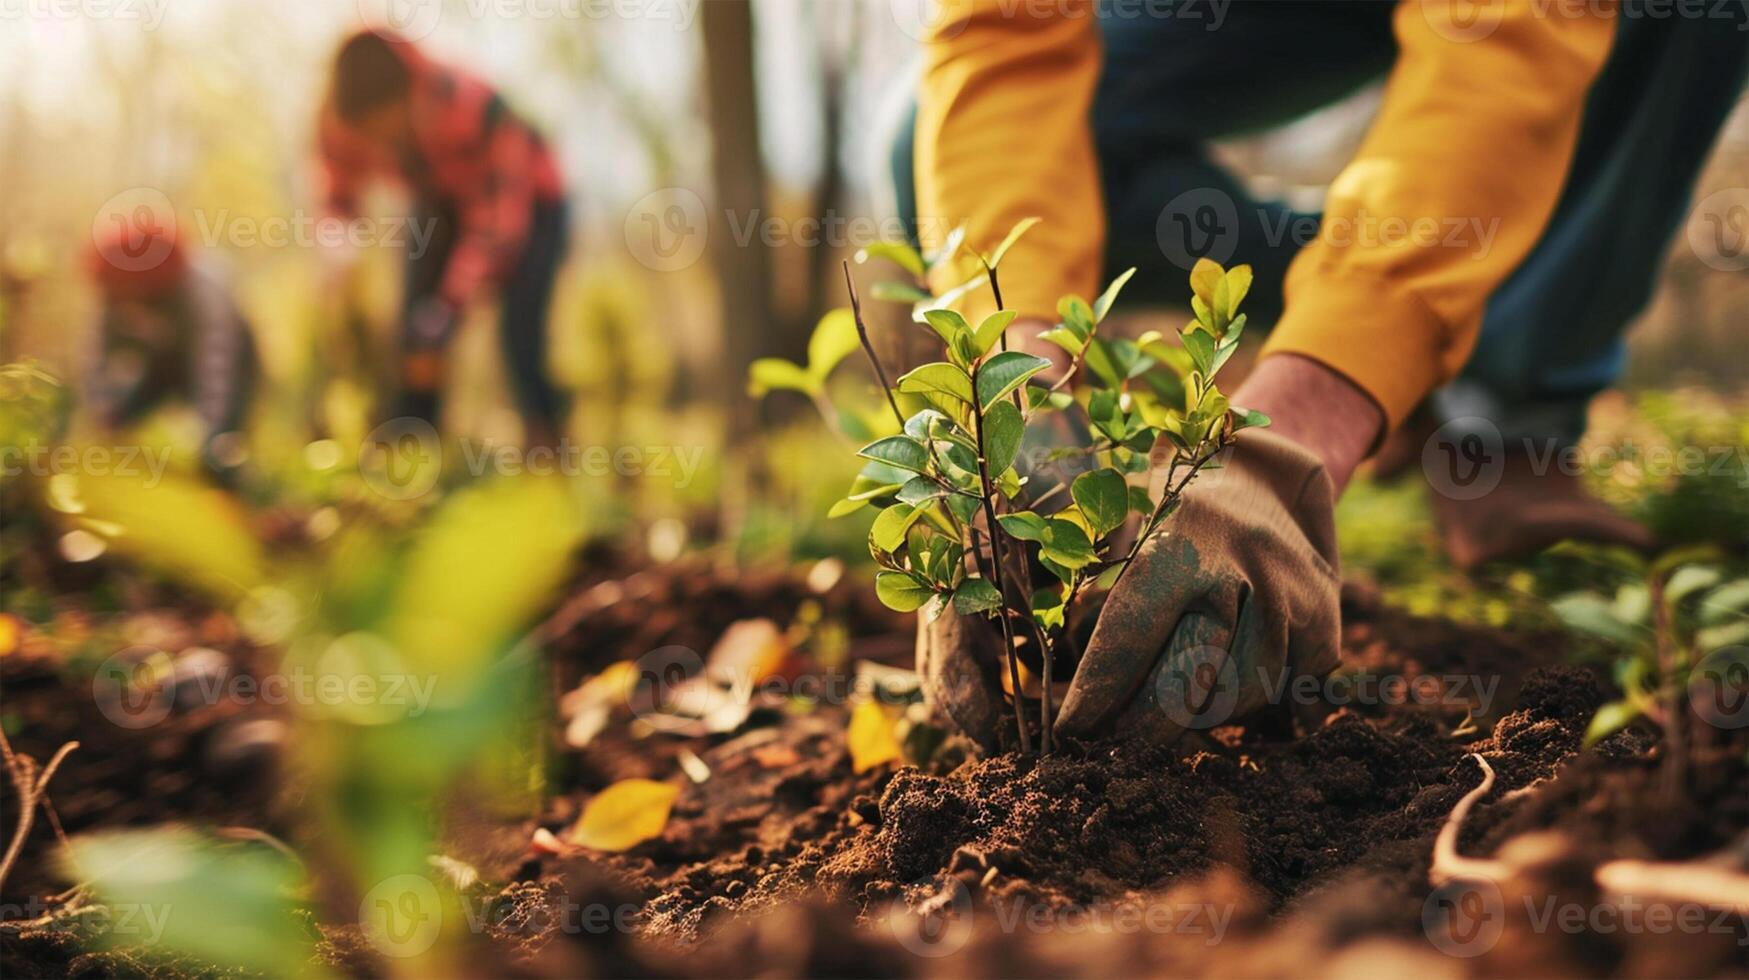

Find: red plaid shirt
318;38;563;308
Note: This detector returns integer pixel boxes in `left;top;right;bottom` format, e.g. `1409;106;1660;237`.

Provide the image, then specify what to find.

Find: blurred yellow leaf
382;474;584;685
847;699;903;774
53;466;263;602
0;613;18;656
568;779;679;852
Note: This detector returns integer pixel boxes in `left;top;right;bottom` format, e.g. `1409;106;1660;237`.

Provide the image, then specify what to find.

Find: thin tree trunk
702;0;773;454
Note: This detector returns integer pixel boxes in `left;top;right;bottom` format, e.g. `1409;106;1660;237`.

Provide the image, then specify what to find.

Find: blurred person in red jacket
317;29;569;447
85;218;255;479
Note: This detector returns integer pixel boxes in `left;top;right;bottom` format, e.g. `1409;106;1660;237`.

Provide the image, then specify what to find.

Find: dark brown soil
5;561;1746;979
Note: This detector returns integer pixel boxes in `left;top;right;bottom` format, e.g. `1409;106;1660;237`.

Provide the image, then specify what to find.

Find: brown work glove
918;426;1342;750
1053;427;1342;745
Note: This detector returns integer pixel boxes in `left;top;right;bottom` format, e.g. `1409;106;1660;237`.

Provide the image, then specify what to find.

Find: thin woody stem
985;261;1049;753
842;262;906;430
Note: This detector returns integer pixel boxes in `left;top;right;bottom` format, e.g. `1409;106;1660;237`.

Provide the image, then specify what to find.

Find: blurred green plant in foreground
3;362;585;974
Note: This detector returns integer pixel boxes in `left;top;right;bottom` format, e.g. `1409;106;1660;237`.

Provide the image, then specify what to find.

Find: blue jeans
404;196;570;430
892;1;1749;445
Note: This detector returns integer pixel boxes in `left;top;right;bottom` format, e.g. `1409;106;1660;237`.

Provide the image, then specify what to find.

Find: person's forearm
1232;354;1382;495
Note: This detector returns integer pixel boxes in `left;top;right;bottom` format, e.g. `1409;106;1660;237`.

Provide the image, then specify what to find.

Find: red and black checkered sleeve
439;114;540;308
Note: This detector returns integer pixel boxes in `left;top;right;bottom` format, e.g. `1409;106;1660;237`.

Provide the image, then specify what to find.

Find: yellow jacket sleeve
919;1;1617;430
1262;2;1615;428
916;0;1105;322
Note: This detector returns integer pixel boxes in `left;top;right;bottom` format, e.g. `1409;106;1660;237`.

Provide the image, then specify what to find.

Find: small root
1595;859;1749;914
1430;754;1509;885
1429;753;1749;912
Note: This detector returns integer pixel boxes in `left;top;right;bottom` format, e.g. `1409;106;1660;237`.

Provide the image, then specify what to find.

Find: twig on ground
0;728;80;894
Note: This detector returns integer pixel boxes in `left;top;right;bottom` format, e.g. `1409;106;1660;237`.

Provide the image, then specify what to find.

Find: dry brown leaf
706;618;790;687
568;778;680;852
561;660;637;749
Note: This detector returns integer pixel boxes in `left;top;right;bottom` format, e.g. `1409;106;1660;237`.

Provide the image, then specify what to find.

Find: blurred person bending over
894;1;1748;748
318;29;570;446
85;222;255;479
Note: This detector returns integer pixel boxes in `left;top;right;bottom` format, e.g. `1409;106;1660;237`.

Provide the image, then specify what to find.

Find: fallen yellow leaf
847;699;903;774
568;779;679;852
0;614;18;657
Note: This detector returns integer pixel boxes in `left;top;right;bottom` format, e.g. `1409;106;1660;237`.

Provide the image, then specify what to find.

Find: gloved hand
1052;426;1342;745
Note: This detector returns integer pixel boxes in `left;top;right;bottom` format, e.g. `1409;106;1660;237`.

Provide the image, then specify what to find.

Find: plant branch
0;729;79;894
843;262;905;430
969;375;1031;754
983;262;1048;750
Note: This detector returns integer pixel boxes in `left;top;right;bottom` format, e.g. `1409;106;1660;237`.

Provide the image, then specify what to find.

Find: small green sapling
752;220;1265;754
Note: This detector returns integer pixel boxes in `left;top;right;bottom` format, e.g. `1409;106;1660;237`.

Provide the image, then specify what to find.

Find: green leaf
1222;265;1252;318
1232;407;1272;431
1700;578;1749;626
1072;469;1129;538
63;828;312;975
1181;329;1216;376
952;578;1003;615
976;351;1051;408
1583;699;1644;747
856;241;925;278
858;435;931;474
897;362;975;406
1038;327;1084;357
1128;484;1154;514
986;217;1040;269
972;310;1019;357
870;503;923;552
1550;593;1646;646
806;308;861;381
1041;519;1096;569
827;497;868;518
1058;295;1095;341
875;571;933;612
1189;258;1222;308
896;476;945;506
870;281;933;303
748;358;817;397
1092;267;1137;324
983;400;1025;475
923;309;971;347
996;511;1050;542
1031;588;1066;631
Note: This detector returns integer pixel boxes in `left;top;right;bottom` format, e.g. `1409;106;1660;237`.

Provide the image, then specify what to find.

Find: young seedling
756;220;1265;754
1552;550;1749;791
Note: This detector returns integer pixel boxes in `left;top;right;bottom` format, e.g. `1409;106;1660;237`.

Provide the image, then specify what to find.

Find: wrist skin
1232;353;1383;494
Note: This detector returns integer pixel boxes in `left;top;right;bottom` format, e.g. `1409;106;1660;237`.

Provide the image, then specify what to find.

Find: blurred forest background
0;0;1744;577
